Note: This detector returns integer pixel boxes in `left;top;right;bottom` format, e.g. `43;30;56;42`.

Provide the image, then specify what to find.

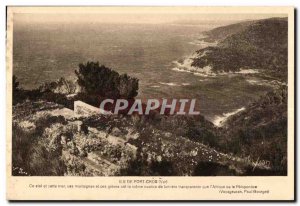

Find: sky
13;8;288;25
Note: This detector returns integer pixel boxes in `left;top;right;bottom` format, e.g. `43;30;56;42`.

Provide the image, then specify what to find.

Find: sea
13;22;276;123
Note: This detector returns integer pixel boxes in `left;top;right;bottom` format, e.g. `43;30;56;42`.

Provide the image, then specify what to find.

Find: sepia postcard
6;6;295;200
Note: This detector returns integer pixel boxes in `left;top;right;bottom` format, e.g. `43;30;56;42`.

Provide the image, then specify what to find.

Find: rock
61;135;67;145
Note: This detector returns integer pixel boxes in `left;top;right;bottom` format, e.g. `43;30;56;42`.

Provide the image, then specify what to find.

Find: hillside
192;18;288;81
12;100;273;176
201;20;255;42
219;86;287;175
12;73;286;176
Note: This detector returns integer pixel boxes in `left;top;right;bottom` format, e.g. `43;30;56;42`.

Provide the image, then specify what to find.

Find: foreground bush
75;62;139;99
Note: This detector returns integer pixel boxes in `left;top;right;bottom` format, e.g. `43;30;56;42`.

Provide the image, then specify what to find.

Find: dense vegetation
13;75;74;108
75;62;139;99
13;62;139;109
220;86;288;175
191;18;288;175
192;18;288;81
12;76;287;176
12;103;68;176
201;20;254;42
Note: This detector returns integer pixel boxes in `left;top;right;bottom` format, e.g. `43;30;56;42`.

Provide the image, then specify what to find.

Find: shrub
39;77;77;95
75;62;138;99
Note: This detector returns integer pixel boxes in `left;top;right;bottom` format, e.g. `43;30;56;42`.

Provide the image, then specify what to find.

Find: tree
118;74;139;98
75;62;139;99
39;77;76;95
